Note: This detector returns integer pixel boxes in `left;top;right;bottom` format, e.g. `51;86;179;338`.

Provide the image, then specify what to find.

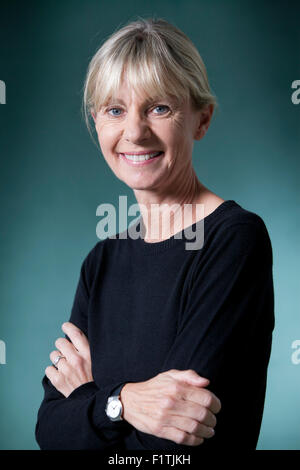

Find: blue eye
108;108;122;116
153;105;169;114
106;105;169;117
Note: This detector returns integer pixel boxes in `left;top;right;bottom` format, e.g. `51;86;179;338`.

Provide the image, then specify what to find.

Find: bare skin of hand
45;322;94;398
120;369;222;446
45;323;222;446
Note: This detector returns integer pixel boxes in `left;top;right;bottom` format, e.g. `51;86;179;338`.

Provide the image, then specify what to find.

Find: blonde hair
82;17;218;137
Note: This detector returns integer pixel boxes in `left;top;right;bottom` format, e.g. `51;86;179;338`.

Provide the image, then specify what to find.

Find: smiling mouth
120;151;164;162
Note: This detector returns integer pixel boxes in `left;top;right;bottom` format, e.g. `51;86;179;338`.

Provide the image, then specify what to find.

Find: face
92;77;213;195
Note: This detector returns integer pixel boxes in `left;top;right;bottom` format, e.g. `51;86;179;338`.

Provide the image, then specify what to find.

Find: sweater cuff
67;381;99;400
67;381;132;433
93;382;132;431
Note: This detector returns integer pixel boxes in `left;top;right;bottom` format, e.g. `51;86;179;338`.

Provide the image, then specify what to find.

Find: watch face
107;399;121;419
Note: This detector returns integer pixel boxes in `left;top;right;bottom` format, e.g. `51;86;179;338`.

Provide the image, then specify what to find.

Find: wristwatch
105;384;125;421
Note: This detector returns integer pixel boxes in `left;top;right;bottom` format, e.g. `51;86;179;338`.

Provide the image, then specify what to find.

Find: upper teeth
123;152;161;161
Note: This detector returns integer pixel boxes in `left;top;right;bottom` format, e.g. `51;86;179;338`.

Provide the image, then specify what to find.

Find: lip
119;152;164;166
118;150;162;156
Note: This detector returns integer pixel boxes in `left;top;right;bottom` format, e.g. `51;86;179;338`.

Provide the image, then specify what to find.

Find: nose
123;109;151;144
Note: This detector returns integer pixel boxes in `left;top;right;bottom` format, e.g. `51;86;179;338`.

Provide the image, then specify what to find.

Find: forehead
106;79;181;106
93;56;192;113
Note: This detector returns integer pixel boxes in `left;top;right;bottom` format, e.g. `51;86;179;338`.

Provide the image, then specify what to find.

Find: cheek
154;123;181;148
96;123;119;149
167;115;189;144
173;118;194;149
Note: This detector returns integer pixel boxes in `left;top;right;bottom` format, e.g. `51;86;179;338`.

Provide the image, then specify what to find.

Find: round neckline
127;200;238;254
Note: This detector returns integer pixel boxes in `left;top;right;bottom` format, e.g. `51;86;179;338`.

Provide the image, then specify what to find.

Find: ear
91;109;97;123
194;104;214;141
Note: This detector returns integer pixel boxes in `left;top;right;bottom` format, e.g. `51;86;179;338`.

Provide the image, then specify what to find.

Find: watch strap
106;383;128;421
110;383;126;398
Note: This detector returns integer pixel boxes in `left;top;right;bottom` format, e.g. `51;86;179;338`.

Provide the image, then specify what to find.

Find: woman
35;18;274;451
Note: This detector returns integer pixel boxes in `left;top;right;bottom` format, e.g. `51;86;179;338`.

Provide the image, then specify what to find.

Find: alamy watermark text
0;340;6;364
96;196;205;250
0;80;6;104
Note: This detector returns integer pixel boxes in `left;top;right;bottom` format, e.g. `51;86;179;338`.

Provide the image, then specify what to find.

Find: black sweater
35;200;275;450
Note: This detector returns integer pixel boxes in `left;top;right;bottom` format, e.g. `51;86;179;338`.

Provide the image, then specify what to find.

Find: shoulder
80;231;128;283
79;238;108;286
83;238;106;265
205;201;273;265
207;200;270;236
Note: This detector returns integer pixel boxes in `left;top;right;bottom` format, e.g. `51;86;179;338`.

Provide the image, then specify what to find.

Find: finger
166;415;215;439
167;369;210;387
45;365;67;397
62;322;89;353
170;400;217;428
55;337;77;361
50;350;67;368
45;364;62;386
182;384;222;414
49;351;75;387
159;426;204;446
51;354;72;377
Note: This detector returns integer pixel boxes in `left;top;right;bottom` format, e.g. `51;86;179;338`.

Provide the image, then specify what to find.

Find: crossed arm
37;220;274;450
45;321;221;447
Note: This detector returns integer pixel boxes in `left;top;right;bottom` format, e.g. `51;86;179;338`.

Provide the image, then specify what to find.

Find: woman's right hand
120;369;221;446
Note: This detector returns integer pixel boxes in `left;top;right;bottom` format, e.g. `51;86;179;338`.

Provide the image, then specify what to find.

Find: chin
126;182;154;190
119;174;154;189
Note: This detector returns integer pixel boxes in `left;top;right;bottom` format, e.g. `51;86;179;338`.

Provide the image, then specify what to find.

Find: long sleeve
122;220;275;450
36;214;275;450
35;250;133;450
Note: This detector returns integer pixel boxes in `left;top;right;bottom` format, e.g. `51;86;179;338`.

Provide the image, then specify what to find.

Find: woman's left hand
45;322;94;398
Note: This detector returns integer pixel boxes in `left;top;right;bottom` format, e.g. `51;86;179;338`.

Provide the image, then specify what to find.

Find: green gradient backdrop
0;0;299;450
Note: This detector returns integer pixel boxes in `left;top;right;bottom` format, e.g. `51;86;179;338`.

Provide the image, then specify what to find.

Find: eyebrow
105;95;177;106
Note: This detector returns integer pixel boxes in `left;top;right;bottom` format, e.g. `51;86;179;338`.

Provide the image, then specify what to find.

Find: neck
133;168;209;243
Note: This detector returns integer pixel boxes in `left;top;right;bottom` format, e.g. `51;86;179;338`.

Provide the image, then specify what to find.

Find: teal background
0;0;299;450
